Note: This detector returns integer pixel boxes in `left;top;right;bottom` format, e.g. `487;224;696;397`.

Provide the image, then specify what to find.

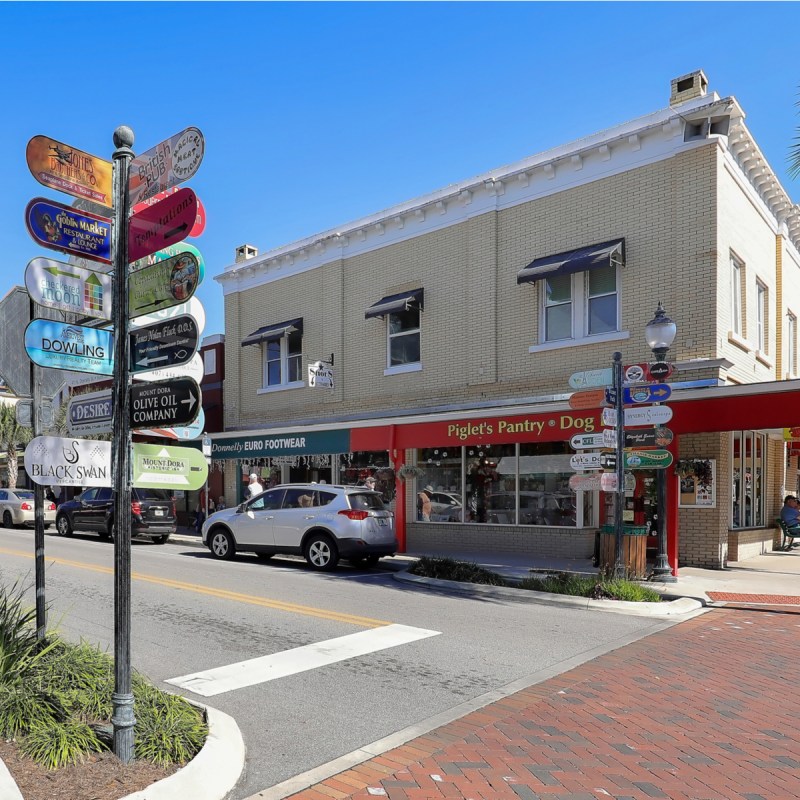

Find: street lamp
645;301;677;582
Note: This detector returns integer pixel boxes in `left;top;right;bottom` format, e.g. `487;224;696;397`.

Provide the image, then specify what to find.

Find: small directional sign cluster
23;128;209;490
566;360;675;494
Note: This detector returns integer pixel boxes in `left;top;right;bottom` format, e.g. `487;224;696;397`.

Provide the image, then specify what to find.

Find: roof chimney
235;244;258;263
670;70;708;107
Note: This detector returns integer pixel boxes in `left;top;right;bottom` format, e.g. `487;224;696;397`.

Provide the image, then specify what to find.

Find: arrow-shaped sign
128;250;201;317
25;257;113;321
128;188;198;263
26;197;112;264
602;405;673;428
132;441;208;490
607;384;672;405
129;314;199;374
130;377;202;430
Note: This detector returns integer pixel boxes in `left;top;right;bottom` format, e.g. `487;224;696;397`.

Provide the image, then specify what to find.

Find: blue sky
2;1;800;339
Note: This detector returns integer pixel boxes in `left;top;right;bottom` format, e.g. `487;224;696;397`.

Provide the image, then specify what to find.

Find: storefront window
417;448;463;521
339;451;395;508
732;431;766;528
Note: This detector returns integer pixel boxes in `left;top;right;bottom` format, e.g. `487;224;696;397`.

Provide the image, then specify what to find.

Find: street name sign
25;319;114;375
133;351;204;384
128;187;198;263
130;377;201;430
132;442;208;490
130;241;206;283
67;390;113;436
570;433;607;450
602;405;673;428
606;384;672;405
25;197;112;264
25;257;113;321
128;250;200;316
569;452;603;471
131;296;206;336
136;407;206;441
601;450;674;470
24;436;111;487
26;135;113;207
568;389;608;410
603;427;674;449
133;187;206;237
129;127;205;205
129;314;199;373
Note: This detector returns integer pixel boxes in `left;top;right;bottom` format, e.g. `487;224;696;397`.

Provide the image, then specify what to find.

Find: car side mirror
236;503;246;514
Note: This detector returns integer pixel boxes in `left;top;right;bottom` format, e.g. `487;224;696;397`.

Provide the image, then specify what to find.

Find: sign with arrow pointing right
130;377;201;430
128;187;198;263
129;314;199;373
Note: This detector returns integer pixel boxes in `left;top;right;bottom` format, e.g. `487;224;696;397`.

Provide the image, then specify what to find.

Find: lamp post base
651;561;677;583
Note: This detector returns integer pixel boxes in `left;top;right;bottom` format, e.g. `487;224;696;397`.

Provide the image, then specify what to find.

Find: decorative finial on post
113;125;134;150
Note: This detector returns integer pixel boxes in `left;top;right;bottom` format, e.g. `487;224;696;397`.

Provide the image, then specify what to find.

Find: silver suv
201;484;397;570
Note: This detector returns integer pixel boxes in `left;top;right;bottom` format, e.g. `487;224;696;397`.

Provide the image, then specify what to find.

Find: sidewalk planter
599;524;648;579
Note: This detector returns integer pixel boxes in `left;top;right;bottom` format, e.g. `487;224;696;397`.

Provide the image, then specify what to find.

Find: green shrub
0;682;64;737
408;556;508;586
19;719;103;769
519;572;662;602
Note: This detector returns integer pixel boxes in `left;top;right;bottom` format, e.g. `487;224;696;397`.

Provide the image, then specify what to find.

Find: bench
776;518;800;551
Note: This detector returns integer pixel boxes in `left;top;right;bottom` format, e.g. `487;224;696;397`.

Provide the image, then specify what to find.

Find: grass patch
408;556;662;602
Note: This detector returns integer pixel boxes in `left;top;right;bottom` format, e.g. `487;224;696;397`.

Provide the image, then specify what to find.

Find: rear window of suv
348;492;385;511
133;489;171;501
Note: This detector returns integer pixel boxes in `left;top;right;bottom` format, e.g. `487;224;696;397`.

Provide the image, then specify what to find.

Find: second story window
731;255;743;337
365;288;424;374
756;280;767;353
241;317;304;392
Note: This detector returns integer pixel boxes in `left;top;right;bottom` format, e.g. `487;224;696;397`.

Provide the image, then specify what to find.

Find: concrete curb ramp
393;570;702;616
0;703;244;800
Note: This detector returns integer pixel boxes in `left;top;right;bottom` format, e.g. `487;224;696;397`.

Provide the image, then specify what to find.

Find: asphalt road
0;528;678;799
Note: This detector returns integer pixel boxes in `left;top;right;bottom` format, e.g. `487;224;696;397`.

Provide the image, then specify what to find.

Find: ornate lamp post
644;302;677;582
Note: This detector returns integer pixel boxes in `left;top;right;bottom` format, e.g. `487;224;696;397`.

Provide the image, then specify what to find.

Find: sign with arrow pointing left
129;314;199;373
130;377;201;430
25;256;113;320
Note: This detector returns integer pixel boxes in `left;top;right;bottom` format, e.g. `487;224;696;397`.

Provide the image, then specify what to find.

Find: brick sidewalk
288;606;800;800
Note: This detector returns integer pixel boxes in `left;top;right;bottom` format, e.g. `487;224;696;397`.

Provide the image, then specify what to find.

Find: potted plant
675;458;713;488
398;464;425;480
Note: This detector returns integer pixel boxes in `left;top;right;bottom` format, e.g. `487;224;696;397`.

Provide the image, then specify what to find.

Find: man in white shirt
246;472;264;499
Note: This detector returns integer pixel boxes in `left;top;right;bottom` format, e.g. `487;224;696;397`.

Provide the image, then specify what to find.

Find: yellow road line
0;547;389;628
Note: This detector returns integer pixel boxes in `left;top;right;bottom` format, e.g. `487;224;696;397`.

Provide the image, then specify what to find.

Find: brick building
212;70;800;570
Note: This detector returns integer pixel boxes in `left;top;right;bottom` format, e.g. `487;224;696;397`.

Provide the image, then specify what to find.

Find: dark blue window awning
241;317;303;347
517;238;625;285
365;288;424;319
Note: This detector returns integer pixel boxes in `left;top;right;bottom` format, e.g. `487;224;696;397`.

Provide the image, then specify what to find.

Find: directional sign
602;405;673;428
128;187;198;263
130;241;206;284
133;351;205;384
129;127;205;206
16;398;54;429
130;377;201;430
26;135;113;207
128;250;200;316
568;389;608;410
25;319;114;375
135;407;206;441
604;427;674;449
129;314;199;373
570;472;635;492
568;368;613;390
607;384;672;405
25;197;112;264
131;295;206;335
132;442;208;490
24;436;111;487
569;452;603;471
67;390;113;436
599;472;637;492
133;187;206;238
25;257;113;321
570;433;607;450
602;450;674;470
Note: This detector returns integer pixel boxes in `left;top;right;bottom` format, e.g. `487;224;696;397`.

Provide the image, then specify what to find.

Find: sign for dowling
24;436;111;487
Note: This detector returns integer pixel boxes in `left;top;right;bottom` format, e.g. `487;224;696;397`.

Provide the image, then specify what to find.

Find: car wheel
209;529;236;560
153;535;170;545
56;515;73;537
304;534;339;571
365;554;381;567
3;511;13;529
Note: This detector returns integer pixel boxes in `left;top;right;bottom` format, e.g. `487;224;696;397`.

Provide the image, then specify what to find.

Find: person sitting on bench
780;495;800;531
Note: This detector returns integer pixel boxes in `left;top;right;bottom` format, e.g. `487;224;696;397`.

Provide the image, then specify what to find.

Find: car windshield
348;492;386;511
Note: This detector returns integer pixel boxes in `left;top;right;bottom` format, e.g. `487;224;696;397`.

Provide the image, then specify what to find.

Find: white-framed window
756;280;767;353
731;255;743;336
788;312;797;376
263;330;302;388
387;307;421;368
203;348;217;376
543;264;619;343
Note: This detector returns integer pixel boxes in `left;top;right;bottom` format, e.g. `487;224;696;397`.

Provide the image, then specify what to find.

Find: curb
392;570;703;616
0;757;23;800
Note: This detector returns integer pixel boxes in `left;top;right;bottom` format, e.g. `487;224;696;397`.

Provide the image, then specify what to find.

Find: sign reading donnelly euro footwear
24;436;112;487
25;319;114;375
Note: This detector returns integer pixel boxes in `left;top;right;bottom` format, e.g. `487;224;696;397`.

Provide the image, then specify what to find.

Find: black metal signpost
130;377;201;430
612;352;626;579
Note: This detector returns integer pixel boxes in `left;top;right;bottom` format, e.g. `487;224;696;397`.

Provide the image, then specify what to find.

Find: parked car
0;488;56;529
55;487;176;543
202;483;397;570
428;491;462;521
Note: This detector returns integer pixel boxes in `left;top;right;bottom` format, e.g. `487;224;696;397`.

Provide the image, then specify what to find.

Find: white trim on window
788;312;797;378
257;380;305;395
261;332;302;390
384;362;423;376
529;330;630;354
731;254;743;337
756;279;767;354
386;306;421;370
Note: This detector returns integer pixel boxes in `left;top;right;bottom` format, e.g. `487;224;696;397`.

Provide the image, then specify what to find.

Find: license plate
154;509;164;517
376;517;387;526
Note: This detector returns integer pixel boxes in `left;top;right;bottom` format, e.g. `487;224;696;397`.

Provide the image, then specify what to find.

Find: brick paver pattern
707;592;800;605
288;607;800;800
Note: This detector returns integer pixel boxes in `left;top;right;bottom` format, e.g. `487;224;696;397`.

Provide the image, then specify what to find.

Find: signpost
67;390;114;436
568;389;608;410
136;407;206;441
25;197;112;264
25;257;113;320
24;319;114;375
129;314;199;373
570;361;674;390
26;135;113;207
128;250;200;316
24;436;111;487
128;188;198;262
131;295;206;335
130;377;201;430
131;442;209;490
16;398;54;429
602;405;673;428
606;384;672;405
128;127;205;205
